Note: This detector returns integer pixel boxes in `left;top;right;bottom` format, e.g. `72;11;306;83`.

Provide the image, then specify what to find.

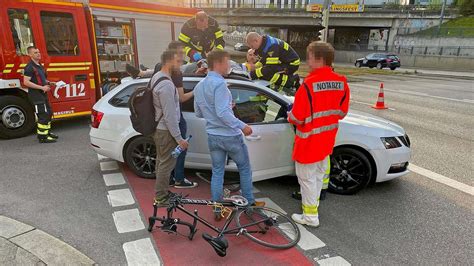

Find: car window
109;83;146;108
181;81;198;113
366;54;374;59
388;55;399;60
229;85;289;125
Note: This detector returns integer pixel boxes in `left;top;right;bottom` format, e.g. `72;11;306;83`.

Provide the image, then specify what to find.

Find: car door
366;54;377;67
228;83;295;181
362;54;372;67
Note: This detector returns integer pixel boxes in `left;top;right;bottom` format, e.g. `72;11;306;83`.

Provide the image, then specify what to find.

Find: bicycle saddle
202;233;228;257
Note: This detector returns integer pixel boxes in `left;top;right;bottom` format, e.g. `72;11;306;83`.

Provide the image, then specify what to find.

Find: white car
90;75;411;194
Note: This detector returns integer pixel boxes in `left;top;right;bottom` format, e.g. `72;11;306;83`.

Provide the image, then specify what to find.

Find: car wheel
328;147;373;195
390;67;397;70
0;95;36;139
355;62;362;68
376;63;383;69
125;136;156;179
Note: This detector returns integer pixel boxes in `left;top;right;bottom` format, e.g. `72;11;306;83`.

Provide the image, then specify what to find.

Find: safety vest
288;66;350;164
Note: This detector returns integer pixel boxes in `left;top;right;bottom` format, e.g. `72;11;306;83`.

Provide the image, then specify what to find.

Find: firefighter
288;42;350;227
23;46;58;143
246;32;301;90
178;11;225;63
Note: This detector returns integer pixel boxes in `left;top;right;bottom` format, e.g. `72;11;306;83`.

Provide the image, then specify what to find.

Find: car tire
355;62;362;68
376;63;383;69
0;95;36;139
328;147;373;195
390;67;397;70
124;136;157;179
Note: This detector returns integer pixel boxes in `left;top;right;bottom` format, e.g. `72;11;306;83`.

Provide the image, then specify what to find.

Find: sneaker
153;193;170;207
169;177;175;187
174;178;198;189
126;63;140;79
39;136;57;143
251;201;266;207
48;132;59;139
291;213;320;228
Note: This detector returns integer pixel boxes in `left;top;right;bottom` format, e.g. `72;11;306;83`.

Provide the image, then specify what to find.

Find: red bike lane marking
123;166;312;266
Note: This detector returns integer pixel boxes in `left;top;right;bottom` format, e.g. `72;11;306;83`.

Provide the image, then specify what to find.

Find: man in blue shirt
194;50;264;220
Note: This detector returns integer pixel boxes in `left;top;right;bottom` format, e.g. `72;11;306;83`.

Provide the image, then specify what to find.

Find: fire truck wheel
0;96;36;139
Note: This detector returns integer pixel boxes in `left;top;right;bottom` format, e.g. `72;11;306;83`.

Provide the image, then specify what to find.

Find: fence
397;27;474;38
335;43;474;57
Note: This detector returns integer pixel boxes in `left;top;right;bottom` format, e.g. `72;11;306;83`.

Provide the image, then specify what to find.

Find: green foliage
459;0;474;16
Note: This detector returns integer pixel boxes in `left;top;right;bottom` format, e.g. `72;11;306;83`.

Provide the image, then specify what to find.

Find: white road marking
409;164;474;196
350;83;472;104
100;161;119;171
350;100;396;111
103;173;126;186
123;238;161;266
97;154;109;161
295;224;326;250
107;189;135;207
255;197;287;214
112;209;145;233
317;256;351;266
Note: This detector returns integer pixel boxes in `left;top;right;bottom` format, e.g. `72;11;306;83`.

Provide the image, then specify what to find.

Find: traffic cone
372;83;388;110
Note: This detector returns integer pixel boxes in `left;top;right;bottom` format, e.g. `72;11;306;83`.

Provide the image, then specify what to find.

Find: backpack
129;76;169;136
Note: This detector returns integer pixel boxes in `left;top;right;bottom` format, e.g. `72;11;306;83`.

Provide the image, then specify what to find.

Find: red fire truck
0;0;195;139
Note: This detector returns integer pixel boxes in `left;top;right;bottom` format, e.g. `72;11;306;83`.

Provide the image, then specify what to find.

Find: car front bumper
371;146;411;183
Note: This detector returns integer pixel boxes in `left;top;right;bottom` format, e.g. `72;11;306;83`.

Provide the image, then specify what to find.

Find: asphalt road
0;74;472;264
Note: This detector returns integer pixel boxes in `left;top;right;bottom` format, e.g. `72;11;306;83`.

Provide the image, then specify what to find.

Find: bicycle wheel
236;206;300;249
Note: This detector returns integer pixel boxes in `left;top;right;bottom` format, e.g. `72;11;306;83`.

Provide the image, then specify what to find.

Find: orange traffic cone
372;83;388;110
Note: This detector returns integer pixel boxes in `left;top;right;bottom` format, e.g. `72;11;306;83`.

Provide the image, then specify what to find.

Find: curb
0;215;95;265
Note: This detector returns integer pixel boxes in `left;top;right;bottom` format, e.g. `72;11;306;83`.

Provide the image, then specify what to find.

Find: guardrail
335;43;474;57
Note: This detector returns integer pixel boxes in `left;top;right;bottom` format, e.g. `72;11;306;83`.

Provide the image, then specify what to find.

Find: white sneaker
291;213;320;228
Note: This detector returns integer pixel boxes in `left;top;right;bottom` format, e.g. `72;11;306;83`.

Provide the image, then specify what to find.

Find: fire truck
0;0;195;139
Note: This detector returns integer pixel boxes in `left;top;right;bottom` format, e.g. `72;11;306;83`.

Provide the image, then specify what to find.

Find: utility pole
321;0;330;42
437;0;447;36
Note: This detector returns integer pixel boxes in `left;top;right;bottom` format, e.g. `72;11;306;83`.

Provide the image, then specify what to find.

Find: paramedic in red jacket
287;42;350;227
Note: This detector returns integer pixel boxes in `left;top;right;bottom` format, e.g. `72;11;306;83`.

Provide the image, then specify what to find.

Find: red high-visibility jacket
288;66;350;164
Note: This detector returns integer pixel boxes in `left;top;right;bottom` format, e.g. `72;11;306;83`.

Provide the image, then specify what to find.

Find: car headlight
381;137;402;149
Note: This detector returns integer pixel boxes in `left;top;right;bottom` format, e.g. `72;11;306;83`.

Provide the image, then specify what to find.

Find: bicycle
148;193;301;257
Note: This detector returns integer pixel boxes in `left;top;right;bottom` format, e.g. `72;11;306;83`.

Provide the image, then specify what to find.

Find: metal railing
336;43;474;57
397;27;474;38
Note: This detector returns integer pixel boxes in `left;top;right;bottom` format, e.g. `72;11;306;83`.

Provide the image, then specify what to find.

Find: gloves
192;52;203;62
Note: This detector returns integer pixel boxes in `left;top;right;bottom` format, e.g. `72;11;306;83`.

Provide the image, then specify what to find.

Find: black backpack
129;76;169;136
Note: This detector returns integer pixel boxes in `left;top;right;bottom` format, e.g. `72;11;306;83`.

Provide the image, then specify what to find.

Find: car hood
342;110;405;136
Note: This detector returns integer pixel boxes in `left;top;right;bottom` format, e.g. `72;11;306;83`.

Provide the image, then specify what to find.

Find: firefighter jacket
178;16;225;62
250;35;300;81
288;66;350;164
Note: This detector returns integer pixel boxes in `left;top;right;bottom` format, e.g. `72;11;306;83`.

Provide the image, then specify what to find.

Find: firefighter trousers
34;101;53;139
295;156;330;222
253;64;299;88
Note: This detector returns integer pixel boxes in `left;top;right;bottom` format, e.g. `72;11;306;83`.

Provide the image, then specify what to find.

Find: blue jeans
171;112;187;182
207;134;255;205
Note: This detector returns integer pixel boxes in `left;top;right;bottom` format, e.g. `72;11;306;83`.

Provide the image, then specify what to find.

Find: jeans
171;112;187;182
207;134;255;204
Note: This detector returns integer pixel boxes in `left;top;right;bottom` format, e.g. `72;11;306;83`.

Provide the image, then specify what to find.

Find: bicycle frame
148;198;270;239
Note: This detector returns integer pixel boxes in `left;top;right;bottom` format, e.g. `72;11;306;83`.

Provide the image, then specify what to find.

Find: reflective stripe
269;73;280;84
5;64;14;68
288;111;303;125
256;68;263;78
255;62;263;69
178;33;190;43
183;46;192;55
249;95;267;102
296;123;339;139
3;70;12;74
37;123;50;129
304;110;346;124
216;44;224;50
281;74;288;87
283;42;289;51
215;30;223;38
290;59;301;66
266;57;280;65
302;204;318;215
325;156;331;175
37;130;49;135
